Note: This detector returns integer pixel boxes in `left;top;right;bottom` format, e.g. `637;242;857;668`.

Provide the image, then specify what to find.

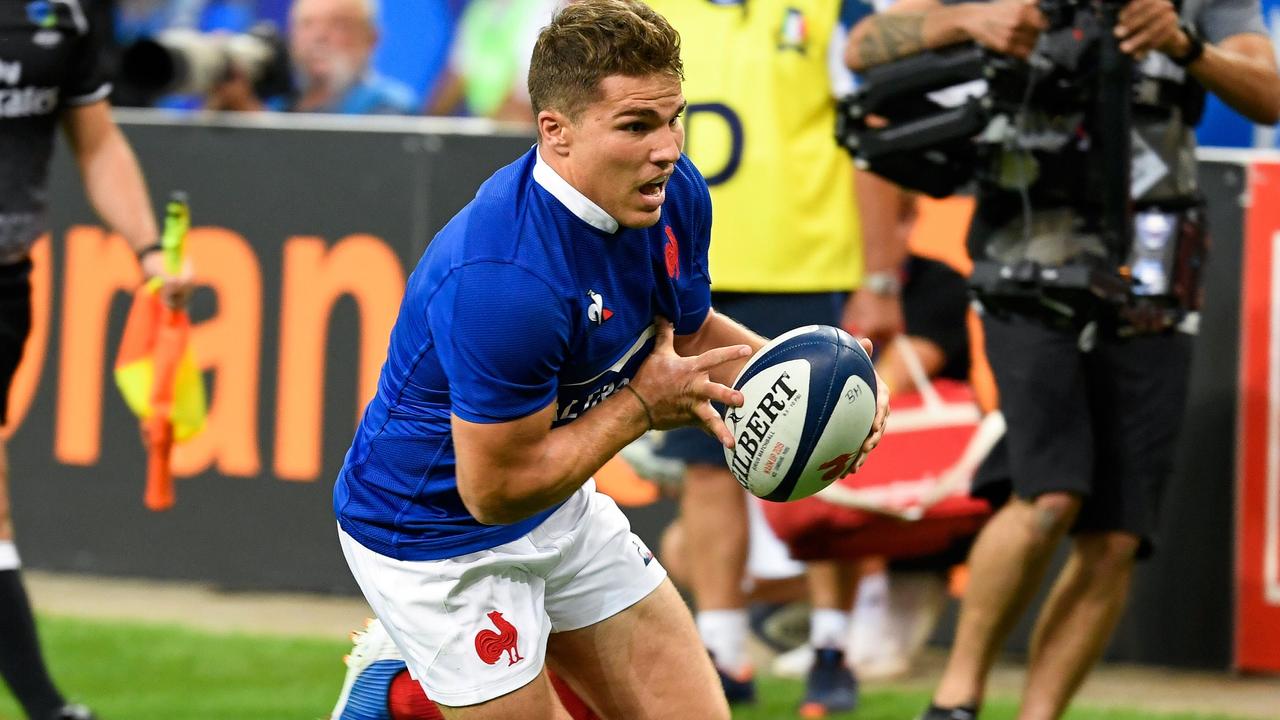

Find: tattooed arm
845;0;1048;71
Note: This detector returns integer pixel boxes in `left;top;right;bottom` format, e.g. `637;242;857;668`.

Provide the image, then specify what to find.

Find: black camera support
1094;0;1135;266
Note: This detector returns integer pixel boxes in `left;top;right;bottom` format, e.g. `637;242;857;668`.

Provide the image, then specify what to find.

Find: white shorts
338;481;667;707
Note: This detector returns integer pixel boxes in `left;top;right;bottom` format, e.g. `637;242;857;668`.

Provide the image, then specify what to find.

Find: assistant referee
1;2;189;718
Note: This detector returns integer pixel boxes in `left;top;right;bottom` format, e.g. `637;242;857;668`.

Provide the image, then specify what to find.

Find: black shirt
0;0;112;264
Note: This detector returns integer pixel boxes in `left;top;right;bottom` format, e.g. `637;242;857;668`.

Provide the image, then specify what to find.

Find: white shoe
770;642;814;679
619;432;686;486
331;618;408;720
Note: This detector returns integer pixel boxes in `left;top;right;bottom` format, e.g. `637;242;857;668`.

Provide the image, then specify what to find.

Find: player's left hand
854;337;891;472
1116;0;1186;58
140;250;195;309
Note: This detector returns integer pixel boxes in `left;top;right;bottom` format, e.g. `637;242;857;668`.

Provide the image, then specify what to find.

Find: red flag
114;193;205;510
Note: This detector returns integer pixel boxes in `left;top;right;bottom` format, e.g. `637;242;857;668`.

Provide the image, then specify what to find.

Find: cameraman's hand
1116;0;1186;58
843;288;905;349
627;318;751;448
964;0;1048;60
207;68;265;112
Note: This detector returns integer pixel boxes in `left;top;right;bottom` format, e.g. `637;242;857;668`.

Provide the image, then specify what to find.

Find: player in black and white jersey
1;2;190;718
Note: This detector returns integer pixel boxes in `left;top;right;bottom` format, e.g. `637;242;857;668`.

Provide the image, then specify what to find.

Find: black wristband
1171;23;1205;67
622;383;655;430
135;241;163;260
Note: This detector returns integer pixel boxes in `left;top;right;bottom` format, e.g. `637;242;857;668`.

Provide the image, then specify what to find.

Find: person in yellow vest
640;0;881;713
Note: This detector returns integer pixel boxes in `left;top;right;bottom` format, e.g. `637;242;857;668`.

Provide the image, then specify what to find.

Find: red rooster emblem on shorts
474;611;523;666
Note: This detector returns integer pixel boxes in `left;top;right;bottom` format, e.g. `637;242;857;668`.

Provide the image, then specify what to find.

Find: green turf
738;678;1252;720
0;616;1254;720
0;616;348;720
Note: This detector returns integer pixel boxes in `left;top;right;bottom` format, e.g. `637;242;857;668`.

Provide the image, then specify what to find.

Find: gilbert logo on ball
724;325;877;502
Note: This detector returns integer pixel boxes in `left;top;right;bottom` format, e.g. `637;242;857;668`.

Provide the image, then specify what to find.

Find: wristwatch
1171;22;1205;67
862;271;902;296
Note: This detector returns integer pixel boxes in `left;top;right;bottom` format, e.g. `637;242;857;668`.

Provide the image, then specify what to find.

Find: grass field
0;616;1254;720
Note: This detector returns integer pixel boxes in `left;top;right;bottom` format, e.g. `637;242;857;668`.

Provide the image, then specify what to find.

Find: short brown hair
528;0;683;120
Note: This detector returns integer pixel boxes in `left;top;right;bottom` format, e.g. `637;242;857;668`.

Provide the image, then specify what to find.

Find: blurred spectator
426;0;559;121
370;1;460;109
208;0;415;114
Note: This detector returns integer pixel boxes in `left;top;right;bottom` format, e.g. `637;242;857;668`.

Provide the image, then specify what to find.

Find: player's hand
963;0;1048;60
140;250;195;309
843;288;905;349
628;317;751;448
854;338;891;472
1116;0;1185;58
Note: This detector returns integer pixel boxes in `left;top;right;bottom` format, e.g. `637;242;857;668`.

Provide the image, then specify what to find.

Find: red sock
386;668;598;720
388;670;443;720
550;671;600;720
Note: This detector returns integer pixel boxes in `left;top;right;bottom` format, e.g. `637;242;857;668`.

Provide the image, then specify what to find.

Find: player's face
566;73;686;229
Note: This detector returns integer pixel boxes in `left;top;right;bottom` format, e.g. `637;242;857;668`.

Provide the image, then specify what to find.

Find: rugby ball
723;325;878;502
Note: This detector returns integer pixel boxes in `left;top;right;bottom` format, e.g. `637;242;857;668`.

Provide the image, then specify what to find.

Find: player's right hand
964;0;1048;60
627;317;750;448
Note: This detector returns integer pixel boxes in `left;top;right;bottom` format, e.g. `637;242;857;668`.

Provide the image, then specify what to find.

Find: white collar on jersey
533;146;620;234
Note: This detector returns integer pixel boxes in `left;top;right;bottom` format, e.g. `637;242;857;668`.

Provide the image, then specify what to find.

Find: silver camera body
120;25;289;98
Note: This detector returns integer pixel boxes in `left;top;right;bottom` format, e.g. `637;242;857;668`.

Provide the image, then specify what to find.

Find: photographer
207;0;414;115
845;1;1280;719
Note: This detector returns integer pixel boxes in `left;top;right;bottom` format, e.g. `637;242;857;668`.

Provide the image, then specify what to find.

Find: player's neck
534;145;620;234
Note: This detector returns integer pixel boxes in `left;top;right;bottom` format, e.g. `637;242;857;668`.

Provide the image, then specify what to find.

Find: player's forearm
64;106;158;253
845;5;974;71
855;170;912;275
459;390;650;525
1187;40;1280;125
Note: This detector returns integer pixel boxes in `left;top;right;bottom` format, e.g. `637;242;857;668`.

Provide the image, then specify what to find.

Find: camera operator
845;1;1280;719
208;0;414;115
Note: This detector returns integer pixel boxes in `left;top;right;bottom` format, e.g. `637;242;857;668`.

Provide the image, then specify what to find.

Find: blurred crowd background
111;0;554;119
108;0;1280;147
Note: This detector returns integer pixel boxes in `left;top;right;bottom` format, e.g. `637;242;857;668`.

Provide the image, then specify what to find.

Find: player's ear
538;109;572;157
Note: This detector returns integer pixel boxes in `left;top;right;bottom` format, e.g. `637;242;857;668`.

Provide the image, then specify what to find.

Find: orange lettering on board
55;227;138;465
274;235;405;482
171;228;264;477
1;235;51;439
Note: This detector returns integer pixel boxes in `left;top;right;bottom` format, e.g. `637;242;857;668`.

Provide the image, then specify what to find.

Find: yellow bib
649;0;862;292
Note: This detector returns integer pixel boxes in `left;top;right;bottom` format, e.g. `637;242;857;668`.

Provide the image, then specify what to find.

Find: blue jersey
335;147;713;560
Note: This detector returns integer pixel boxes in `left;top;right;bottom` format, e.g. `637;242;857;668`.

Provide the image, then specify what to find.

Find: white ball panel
724;359;811;497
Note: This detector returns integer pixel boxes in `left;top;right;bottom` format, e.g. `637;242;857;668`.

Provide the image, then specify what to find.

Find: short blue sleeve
840;0;876;27
430;261;571;423
677;163;714;335
1196;0;1267;44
